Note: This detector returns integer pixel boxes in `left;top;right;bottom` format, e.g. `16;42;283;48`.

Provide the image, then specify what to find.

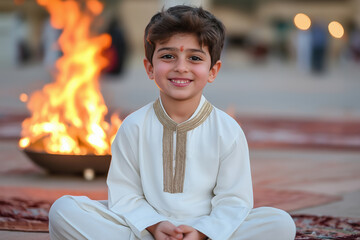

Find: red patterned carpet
1;186;358;239
293;214;360;240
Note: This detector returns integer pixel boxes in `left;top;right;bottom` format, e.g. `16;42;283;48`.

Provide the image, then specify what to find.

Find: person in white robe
49;5;296;240
49;97;296;240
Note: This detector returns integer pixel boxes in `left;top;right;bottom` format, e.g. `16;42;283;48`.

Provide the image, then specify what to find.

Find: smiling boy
144;32;220;124
49;5;296;240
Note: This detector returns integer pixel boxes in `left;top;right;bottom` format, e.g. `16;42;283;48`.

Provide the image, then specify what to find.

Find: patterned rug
293;214;360;240
0;197;49;232
1;189;359;239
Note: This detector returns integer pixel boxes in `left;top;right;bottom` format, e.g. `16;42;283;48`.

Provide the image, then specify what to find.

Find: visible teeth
171;79;189;83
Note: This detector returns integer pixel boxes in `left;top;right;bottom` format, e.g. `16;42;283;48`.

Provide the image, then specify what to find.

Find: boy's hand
177;225;207;240
147;221;184;240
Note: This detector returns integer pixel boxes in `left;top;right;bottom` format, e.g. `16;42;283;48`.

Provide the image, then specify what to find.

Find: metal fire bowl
22;148;111;175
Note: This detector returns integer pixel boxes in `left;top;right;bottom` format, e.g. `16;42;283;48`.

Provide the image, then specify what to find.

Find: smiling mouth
170;79;191;84
169;79;192;87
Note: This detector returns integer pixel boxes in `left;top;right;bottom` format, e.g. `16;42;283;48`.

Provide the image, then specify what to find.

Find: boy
49;5;296;240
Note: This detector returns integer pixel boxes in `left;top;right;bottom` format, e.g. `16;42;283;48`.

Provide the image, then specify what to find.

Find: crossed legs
49;196;296;240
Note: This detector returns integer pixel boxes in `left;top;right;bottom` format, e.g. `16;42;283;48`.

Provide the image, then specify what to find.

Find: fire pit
18;0;121;180
22;148;111;176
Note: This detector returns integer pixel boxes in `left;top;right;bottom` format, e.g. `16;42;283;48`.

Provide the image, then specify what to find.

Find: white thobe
107;96;253;239
49;96;296;240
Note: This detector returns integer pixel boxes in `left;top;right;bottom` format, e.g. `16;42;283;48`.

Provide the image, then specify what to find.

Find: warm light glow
19;93;28;102
19;137;30;148
19;0;122;155
328;21;344;38
294;13;311;31
83;168;95;181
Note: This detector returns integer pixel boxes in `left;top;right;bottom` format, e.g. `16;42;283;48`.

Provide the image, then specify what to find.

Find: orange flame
19;0;122;155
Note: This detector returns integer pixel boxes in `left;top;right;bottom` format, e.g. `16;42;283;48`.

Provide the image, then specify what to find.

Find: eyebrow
157;47;206;55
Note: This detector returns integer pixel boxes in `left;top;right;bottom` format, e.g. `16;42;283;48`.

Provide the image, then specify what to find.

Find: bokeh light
294;13;311;30
19;93;28;102
328;21;344;38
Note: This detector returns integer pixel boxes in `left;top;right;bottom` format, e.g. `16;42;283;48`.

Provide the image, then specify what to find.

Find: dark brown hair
144;5;225;68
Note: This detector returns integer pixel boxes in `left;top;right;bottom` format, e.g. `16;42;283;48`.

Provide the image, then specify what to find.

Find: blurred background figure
348;22;360;63
295;28;312;73
310;22;328;74
102;18;128;76
12;11;31;66
273;18;291;61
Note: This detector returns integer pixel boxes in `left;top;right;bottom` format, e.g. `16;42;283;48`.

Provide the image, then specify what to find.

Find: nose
174;57;188;73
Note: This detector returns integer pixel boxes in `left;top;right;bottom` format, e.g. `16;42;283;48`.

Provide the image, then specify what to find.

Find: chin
172;95;200;102
161;91;200;102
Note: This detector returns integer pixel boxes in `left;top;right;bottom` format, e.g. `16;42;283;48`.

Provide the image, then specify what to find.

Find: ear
208;60;222;83
143;58;154;80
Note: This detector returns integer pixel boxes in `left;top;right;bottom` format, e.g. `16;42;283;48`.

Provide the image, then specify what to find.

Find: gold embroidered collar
153;98;213;193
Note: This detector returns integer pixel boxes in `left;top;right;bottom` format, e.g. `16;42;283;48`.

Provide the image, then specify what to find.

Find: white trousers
49;195;296;240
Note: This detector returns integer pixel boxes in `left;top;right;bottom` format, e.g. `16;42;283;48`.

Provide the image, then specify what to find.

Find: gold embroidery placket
153;99;213;193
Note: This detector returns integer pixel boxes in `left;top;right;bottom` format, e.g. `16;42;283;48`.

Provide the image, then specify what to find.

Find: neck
160;94;202;124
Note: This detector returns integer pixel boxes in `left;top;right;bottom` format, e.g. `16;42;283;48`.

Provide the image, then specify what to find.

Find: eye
189;56;202;61
160;54;174;59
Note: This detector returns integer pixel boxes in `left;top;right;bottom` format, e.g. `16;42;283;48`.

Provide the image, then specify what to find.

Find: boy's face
144;33;221;104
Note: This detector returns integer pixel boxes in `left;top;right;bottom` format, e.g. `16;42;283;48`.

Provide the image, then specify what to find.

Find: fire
19;0;122;155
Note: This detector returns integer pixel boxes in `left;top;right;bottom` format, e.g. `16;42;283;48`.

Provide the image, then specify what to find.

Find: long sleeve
107;123;167;238
191;129;253;240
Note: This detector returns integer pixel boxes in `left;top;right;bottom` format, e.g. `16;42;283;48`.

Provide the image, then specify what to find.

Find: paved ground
1;50;360;239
